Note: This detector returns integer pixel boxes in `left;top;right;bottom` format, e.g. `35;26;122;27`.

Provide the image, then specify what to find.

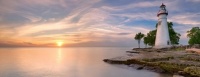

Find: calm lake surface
0;47;172;77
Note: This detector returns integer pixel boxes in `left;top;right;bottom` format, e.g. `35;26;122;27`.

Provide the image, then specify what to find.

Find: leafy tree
143;37;148;48
168;22;181;45
144;30;156;46
187;27;200;45
144;22;181;46
134;32;145;48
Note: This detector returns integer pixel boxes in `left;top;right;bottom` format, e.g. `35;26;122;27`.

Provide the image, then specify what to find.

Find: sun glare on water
57;41;64;47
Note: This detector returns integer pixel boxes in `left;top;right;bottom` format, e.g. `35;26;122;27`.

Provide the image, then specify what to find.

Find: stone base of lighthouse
154;45;171;49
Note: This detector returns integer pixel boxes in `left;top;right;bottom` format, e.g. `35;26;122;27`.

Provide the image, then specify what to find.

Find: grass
174;47;185;51
142;56;174;62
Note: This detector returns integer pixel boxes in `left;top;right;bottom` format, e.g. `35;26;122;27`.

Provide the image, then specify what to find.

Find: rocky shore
103;46;200;77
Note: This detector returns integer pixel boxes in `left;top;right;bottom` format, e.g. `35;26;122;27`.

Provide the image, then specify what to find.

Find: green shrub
158;62;187;73
184;66;200;76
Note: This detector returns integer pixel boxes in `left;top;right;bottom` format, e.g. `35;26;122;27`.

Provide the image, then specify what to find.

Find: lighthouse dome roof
157;3;168;17
160;3;165;7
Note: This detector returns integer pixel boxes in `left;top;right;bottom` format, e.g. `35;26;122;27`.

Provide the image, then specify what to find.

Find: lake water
0;47;172;77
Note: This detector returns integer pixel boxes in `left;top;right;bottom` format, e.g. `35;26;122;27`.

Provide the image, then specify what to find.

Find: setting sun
57;41;64;47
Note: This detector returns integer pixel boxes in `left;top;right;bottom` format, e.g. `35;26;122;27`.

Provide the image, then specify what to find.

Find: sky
0;0;200;47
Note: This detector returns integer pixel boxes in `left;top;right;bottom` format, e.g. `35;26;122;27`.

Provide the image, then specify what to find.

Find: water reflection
57;48;62;64
0;47;172;77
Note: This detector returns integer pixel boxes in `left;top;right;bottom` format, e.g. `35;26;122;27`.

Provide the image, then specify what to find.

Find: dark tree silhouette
134;32;145;48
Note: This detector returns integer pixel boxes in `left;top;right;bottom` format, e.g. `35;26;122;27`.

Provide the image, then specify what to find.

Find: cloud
169;13;200;26
0;7;151;47
0;0;199;47
115;33;131;35
21;13;42;22
186;0;200;2
118;1;160;9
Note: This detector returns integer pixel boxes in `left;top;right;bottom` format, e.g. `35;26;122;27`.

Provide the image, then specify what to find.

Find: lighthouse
155;3;170;48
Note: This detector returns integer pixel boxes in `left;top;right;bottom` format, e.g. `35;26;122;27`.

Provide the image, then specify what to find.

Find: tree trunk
138;40;140;48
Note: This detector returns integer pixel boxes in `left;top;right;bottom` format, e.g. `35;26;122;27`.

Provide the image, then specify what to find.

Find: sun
56;41;63;47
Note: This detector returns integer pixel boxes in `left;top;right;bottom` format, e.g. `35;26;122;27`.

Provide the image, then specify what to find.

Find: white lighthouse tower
155;3;170;48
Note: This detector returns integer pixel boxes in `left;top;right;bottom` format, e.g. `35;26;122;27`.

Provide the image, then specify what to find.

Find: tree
134;32;145;48
143;37;148;48
144;30;156;46
168;22;181;45
187;27;200;45
144;22;181;46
